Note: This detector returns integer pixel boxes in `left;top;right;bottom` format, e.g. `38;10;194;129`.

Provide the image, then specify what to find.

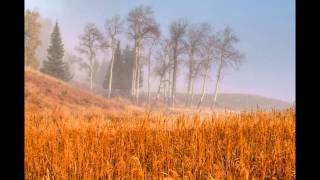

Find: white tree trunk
90;57;93;90
156;76;163;101
108;45;115;98
132;66;136;97
212;66;222;108
136;65;140;102
168;65;172;105
90;69;93;90
171;48;178;108
147;46;153;104
197;68;209;108
135;44;141;103
185;75;192;106
185;57;193;107
132;43;138;98
212;77;220;108
190;78;195;106
163;79;167;101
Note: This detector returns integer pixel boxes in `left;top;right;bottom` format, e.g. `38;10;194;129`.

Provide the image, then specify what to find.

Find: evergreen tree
103;44;140;96
41;21;72;81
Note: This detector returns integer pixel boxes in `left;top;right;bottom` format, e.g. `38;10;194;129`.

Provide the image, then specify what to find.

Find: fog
28;0;295;103
35;16;215;95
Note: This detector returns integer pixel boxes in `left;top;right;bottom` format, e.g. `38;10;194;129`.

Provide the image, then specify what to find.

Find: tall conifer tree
41;21;72;81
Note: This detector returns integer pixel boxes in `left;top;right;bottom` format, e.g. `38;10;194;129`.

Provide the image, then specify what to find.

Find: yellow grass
25;61;295;179
25;108;295;179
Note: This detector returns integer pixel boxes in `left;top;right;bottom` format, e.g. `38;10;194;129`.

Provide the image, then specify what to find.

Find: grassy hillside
25;67;292;114
25;69;295;179
25;68;141;114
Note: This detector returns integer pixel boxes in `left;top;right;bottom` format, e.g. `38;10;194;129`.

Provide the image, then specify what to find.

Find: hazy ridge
26;68;292;112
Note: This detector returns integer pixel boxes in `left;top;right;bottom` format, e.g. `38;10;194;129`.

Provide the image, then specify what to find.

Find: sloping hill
25;68;140;114
213;93;292;111
25;68;292;114
174;93;292;111
138;92;292;111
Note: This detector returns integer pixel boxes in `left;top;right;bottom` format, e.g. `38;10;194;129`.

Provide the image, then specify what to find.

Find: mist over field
25;1;295;179
26;0;295;104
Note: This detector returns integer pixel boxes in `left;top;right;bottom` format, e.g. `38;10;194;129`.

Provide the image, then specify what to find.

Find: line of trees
25;6;244;108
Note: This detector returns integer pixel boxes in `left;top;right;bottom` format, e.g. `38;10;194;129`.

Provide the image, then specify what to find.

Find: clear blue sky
25;0;295;102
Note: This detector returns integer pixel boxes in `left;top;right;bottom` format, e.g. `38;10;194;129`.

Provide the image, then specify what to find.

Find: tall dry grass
25;108;295;179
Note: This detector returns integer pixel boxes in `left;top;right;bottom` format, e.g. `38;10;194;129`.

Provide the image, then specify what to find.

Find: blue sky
25;0;295;102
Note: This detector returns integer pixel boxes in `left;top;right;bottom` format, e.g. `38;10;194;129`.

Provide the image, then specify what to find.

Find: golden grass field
25;109;295;180
25;107;296;179
25;69;296;179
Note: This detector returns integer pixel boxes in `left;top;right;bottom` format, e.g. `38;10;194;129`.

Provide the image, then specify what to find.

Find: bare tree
105;15;123;98
145;31;160;104
197;33;217;108
184;23;211;106
211;27;244;108
127;5;160;103
169;19;188;107
76;23;103;90
166;43;174;105
154;39;170;102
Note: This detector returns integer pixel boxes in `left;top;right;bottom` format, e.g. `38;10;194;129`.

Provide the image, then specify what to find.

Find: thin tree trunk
185;56;193;107
90;56;93;90
163;79;167;102
132;67;136;97
88;38;94;91
171;43;178;108
168;63;172;106
156;76;163;101
90;68;93;90
197;68;209;109
132;41;138;99
135;44;141;103
211;65;223;109
136;66;139;103
190;78;195;106
185;73;192;107
147;46;153;104
107;44;115;98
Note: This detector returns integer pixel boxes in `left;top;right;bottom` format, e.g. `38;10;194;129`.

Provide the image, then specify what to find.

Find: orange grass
25;108;295;179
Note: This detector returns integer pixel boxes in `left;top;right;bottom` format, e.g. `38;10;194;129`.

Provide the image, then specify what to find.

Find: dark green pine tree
103;43;142;96
122;45;143;89
41;21;72;81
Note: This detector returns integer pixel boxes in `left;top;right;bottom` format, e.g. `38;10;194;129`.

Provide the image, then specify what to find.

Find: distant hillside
138;92;293;111
26;69;292;113
212;93;292;111
25;68;141;114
